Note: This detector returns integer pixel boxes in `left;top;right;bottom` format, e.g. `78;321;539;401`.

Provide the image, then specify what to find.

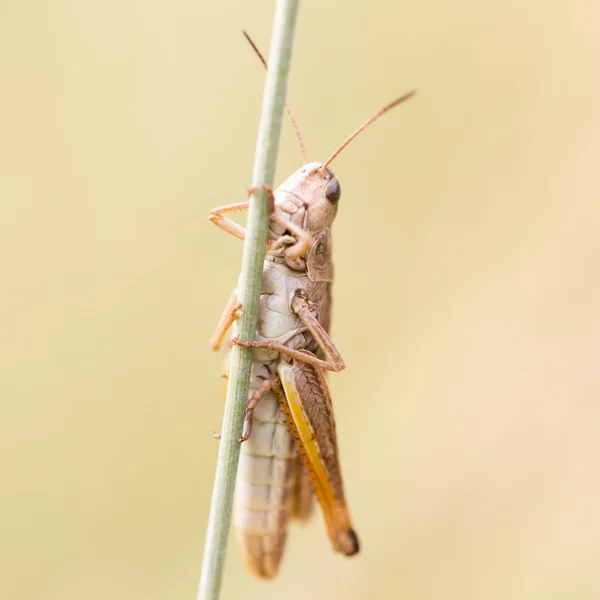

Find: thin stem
197;2;300;599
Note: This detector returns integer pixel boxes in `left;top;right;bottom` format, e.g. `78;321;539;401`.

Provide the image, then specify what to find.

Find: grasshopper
208;34;414;579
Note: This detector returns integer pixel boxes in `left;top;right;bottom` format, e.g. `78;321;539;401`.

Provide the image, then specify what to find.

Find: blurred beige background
2;1;600;599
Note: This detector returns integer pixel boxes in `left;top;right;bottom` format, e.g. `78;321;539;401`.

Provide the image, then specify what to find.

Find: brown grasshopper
208;35;414;579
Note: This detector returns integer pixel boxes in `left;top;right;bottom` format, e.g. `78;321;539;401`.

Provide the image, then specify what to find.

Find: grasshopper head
275;161;341;236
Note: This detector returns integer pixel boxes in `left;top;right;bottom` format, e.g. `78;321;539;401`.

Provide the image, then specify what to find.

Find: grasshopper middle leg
292;296;345;372
232;338;342;373
232;293;346;373
209;288;242;350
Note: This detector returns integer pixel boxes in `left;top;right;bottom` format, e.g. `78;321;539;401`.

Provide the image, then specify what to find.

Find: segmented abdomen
234;389;297;578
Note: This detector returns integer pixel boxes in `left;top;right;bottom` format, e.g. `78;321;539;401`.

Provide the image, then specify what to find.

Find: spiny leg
276;360;359;556
207;201;249;241
231;337;338;372
208;289;242;350
213;375;279;441
291;296;345;372
239;374;280;442
207;186;274;242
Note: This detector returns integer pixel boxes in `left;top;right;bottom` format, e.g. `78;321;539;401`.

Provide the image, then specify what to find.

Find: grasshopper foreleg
207;186;274;243
207;201;249;241
269;213;313;259
208;185;313;260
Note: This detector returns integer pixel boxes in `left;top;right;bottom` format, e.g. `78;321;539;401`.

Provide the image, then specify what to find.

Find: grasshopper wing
277;360;359;556
291;455;314;522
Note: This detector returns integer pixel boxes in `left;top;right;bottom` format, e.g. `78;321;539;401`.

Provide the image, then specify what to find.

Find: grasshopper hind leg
277;360;360;557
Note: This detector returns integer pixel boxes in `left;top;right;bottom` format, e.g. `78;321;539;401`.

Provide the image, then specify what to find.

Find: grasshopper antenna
242;30;308;164
320;90;416;174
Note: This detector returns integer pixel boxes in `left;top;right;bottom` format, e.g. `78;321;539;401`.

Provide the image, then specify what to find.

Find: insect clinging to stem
208;31;415;579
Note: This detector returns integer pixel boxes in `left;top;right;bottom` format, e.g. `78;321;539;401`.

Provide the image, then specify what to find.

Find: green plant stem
197;2;299;599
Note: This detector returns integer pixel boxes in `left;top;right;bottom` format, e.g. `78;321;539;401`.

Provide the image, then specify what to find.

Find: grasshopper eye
325;178;341;204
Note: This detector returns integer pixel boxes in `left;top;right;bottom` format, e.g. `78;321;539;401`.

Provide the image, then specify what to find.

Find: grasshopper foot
231;336;258;348
248;185;275;213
